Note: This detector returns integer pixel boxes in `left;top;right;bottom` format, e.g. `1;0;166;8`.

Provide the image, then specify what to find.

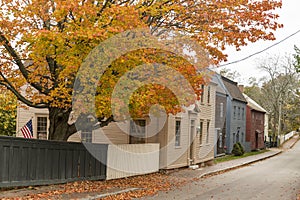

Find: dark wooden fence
0;136;108;188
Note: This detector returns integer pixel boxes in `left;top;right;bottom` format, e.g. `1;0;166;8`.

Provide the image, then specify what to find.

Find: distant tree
293;45;300;73
245;55;300;140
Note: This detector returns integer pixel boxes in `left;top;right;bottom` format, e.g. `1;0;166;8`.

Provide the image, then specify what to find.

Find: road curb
289;137;299;149
79;188;142;200
198;151;283;178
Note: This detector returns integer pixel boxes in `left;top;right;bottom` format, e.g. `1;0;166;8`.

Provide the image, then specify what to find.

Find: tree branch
0;74;47;109
0;32;50;95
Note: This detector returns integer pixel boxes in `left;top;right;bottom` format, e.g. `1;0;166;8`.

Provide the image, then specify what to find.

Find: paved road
143;142;300;200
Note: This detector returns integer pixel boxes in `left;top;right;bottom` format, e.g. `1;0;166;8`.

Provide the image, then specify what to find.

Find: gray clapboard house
213;74;248;153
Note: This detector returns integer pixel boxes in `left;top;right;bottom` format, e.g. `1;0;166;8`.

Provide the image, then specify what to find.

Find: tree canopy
0;0;283;140
0;87;17;136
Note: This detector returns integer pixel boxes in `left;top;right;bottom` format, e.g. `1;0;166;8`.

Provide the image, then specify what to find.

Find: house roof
221;76;247;103
243;93;267;113
211;75;227;95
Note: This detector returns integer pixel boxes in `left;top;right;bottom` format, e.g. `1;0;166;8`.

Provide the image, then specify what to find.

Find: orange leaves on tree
0;0;283;139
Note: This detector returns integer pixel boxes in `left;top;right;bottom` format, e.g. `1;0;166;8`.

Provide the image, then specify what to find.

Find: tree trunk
48;107;77;141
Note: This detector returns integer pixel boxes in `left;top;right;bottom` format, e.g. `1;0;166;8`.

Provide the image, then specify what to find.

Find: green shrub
237;142;245;154
232;142;244;156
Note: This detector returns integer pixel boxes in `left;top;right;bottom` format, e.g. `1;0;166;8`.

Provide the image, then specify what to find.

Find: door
255;131;259;149
217;129;225;155
189;119;196;164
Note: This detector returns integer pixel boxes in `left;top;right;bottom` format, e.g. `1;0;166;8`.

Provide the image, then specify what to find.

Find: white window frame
175;118;181;147
129;119;146;144
220;103;224;118
35;115;49;140
206;120;210;143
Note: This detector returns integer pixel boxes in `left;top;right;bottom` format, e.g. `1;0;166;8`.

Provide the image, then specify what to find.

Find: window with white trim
199;120;203;145
37;117;47;140
175;119;181;147
130;119;146;144
220;103;224;118
207;86;211;104
81;131;92;142
233;106;236;119
200;85;205;103
206;120;210;143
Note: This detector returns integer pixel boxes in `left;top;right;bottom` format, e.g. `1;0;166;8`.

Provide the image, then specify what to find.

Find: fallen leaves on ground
3;172;192;200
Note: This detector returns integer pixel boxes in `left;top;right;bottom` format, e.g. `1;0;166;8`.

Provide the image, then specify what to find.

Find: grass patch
214;149;269;164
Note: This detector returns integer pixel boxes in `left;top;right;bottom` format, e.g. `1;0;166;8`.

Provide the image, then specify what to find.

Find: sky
215;0;300;85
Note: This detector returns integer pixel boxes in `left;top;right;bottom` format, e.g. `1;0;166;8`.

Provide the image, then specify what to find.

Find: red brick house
243;94;267;150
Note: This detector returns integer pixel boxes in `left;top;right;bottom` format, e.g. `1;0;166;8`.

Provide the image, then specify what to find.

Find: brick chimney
238;85;244;93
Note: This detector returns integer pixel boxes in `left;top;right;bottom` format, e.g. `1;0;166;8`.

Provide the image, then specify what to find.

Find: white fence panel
279;131;296;145
106;143;160;180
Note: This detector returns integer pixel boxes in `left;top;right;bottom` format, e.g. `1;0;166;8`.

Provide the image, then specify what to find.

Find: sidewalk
281;134;299;149
165;148;282;180
0;136;298;200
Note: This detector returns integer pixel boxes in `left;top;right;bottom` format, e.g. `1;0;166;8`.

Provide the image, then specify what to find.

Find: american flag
21;119;33;139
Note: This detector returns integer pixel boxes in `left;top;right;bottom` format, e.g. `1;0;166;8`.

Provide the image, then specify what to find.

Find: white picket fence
279;131;297;145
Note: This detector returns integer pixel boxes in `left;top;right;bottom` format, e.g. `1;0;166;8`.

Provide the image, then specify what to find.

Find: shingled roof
221;76;247;103
243;94;267;113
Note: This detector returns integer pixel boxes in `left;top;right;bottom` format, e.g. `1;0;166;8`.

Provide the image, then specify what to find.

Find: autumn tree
0;0;283;140
0;87;17;136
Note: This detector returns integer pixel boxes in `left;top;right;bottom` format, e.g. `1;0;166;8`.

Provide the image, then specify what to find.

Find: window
242;132;244;143
236;127;240;143
218;130;223;148
207;86;211;104
206;120;210;143
130;119;146;144
220;103;224;118
233;106;236;119
238;107;241;120
233;133;235;144
242;108;245;120
37;117;47;140
199;120;203;145
175;119;181;146
190;120;195;138
200;85;205;103
81;131;92;142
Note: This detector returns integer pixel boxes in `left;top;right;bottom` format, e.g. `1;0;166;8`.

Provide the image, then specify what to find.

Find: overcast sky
215;0;300;85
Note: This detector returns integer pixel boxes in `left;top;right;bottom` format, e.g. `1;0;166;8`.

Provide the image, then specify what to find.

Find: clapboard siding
165;113;189;169
16;105;49;139
92;122;129;144
16;82;216;171
194;83;216;163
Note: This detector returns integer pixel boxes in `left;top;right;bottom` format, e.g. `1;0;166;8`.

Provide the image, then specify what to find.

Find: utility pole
277;93;282;146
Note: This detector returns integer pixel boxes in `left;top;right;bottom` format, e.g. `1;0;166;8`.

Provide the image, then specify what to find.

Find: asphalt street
143;142;300;200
